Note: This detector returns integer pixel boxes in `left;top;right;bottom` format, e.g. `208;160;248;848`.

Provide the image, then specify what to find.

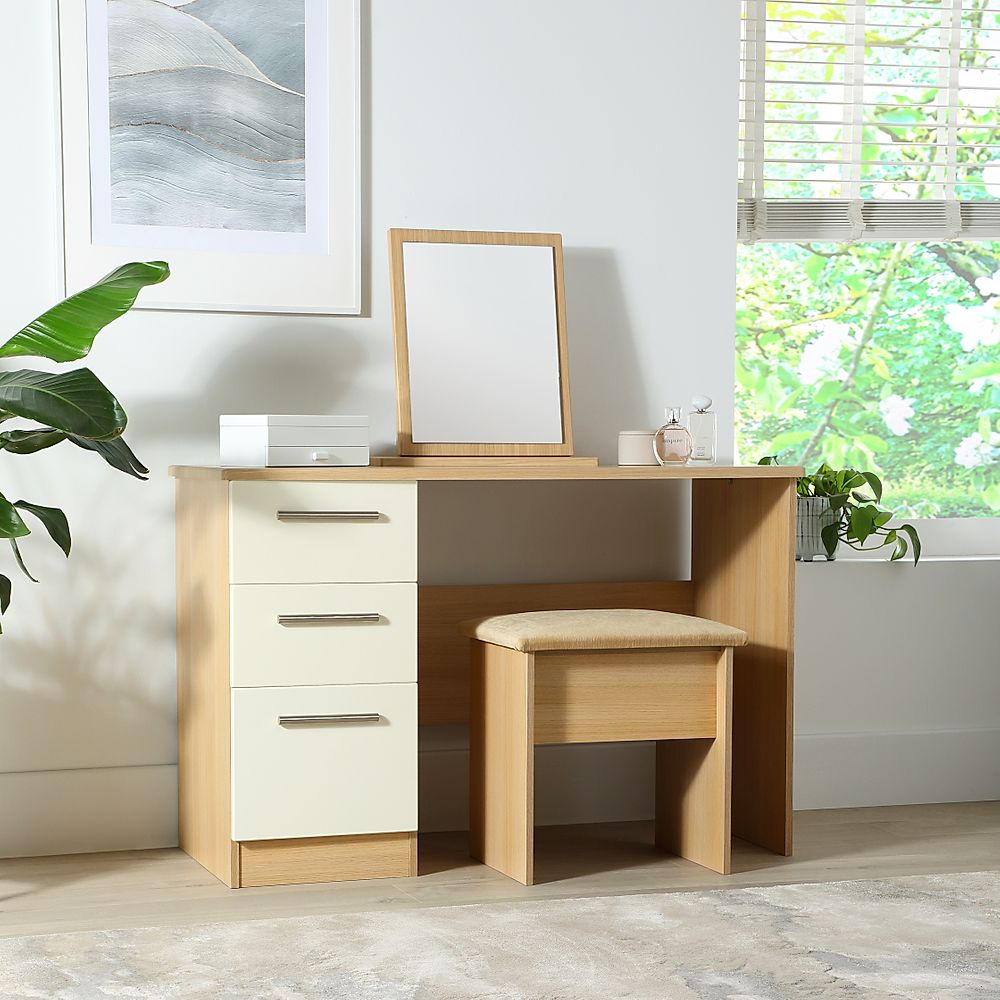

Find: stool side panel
469;643;535;885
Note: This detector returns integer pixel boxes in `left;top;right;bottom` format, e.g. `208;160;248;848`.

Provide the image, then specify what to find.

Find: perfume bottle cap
664;406;683;423
692;394;713;413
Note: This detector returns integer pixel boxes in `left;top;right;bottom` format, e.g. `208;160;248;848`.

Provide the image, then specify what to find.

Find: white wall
795;559;1000;809
0;1;739;855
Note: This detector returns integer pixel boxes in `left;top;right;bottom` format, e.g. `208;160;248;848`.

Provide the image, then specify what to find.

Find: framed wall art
57;0;361;313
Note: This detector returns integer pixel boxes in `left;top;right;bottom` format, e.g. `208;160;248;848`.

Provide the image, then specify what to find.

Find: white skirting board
419;741;657;834
1;728;999;857
419;728;1000;832
0;765;177;859
794;728;1000;810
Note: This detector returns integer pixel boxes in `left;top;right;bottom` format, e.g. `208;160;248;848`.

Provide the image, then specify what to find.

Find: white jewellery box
220;415;370;468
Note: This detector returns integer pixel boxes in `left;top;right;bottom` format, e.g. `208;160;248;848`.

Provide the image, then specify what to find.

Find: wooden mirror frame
388;228;574;458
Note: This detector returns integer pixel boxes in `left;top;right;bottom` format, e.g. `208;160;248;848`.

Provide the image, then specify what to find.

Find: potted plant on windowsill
758;458;922;564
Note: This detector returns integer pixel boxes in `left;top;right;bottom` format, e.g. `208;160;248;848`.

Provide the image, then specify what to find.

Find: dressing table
170;461;799;888
172;228;798;888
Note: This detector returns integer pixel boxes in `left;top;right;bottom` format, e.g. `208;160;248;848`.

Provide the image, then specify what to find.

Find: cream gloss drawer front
230;583;417;687
229;482;417;584
231;684;417;842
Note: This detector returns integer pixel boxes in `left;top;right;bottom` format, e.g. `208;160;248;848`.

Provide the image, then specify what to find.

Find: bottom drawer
232;684;417;842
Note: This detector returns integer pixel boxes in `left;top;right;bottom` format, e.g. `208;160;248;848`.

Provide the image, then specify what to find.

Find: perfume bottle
653;407;692;465
688;395;717;463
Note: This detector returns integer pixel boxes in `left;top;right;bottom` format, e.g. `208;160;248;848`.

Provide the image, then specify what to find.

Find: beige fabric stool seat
461;608;747;885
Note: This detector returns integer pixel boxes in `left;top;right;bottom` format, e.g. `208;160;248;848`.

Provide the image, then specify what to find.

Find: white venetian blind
740;0;1000;241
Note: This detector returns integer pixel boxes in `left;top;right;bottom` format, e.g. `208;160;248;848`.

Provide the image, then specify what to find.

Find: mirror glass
402;241;565;444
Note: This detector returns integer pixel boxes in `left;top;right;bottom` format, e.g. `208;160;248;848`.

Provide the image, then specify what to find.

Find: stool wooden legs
469;643;536;885
654;647;733;874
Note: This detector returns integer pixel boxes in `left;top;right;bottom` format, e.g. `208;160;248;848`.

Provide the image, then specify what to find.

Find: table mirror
389;229;574;457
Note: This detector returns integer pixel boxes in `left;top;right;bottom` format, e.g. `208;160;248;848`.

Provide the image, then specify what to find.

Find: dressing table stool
461;609;747;884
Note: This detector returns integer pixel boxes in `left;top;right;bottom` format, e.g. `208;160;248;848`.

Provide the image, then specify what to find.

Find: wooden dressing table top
169;463;803;482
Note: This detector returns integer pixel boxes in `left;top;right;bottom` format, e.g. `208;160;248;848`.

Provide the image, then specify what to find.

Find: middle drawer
231;583;417;687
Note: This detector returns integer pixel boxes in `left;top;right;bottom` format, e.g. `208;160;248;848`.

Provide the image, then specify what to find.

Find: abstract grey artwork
106;0;306;233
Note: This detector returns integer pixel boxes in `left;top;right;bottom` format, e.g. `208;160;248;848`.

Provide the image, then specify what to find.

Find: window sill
798;554;1000;564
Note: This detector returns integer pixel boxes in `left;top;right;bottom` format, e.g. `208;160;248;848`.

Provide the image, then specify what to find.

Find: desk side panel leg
176;477;239;887
469;643;535;886
655;647;733;874
691;478;796;856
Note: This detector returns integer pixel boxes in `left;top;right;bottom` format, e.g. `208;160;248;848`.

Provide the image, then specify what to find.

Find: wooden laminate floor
0;802;997;939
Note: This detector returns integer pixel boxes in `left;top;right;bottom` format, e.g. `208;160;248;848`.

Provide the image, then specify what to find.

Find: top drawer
230;482;417;583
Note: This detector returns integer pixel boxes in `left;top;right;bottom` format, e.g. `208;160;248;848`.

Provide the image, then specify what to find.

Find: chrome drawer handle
278;713;382;726
276;510;382;522
277;613;381;626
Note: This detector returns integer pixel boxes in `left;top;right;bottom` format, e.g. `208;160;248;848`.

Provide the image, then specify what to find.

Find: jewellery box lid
220;414;369;427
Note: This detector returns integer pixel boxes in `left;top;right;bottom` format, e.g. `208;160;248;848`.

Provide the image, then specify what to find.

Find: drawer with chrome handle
275;510;383;522
278;713;382;726
230;481;416;584
230;583;416;688
232;683;418;842
277;612;382;626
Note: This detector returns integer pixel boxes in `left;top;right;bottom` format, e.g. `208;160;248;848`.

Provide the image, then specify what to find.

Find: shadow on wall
123;320;392;445
0;535;175;775
563;248;652;462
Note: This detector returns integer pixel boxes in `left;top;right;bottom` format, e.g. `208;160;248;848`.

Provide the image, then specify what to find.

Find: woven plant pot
796;495;840;561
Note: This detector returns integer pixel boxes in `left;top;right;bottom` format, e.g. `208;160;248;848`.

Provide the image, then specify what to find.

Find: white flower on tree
798;322;853;385
954;431;1000;470
945;277;1000;351
975;275;1000;297
944;299;1000;352
879;394;915;436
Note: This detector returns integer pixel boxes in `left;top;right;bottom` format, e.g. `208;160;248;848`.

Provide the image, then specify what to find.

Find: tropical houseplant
759;457;922;564
0;261;169;631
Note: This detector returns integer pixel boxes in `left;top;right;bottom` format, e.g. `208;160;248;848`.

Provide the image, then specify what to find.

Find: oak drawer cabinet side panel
177;477;238;887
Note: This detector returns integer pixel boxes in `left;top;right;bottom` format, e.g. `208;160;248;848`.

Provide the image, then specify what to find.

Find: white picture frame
56;0;361;314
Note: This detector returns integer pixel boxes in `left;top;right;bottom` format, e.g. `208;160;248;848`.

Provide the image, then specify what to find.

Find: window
737;0;1000;519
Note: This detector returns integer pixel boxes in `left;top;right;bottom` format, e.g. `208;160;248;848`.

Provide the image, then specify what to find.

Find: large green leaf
0;427;67;454
898;523;922;566
847;503;877;543
821;521;841;559
0;572;10;633
0;495;30;540
0;369;126;440
69;434;148;480
0;425;147;478
14;502;71;557
9;538;37;582
0;262;169;363
861;471;883;502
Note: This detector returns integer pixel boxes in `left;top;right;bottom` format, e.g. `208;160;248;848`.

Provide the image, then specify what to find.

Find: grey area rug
1;872;997;999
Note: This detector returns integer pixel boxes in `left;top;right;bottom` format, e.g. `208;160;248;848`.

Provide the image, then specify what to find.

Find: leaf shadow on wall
0;539;174;766
562;248;653;462
0;533;174;893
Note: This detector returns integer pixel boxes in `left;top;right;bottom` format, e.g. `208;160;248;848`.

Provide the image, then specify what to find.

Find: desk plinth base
238;832;417;887
185;832;418;889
